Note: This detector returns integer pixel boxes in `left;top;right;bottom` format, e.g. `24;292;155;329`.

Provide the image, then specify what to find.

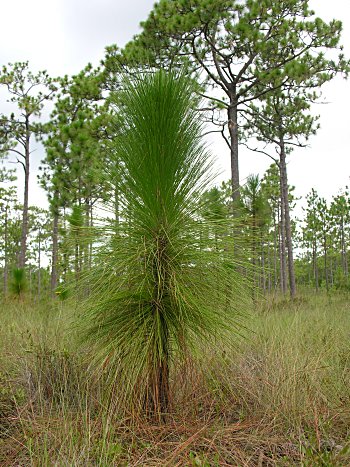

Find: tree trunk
227;91;240;207
150;333;169;422
330;256;334;287
252;209;257;293
273;212;278;290
51;201;59;295
19;116;30;268
89;202;93;271
279;139;296;299
84;199;90;270
148;235;170;421
340;216;348;277
3;205;9;294
38;227;41;300
279;192;287;295
313;241;319;293
267;237;272;293
261;232;266;293
323;232;329;291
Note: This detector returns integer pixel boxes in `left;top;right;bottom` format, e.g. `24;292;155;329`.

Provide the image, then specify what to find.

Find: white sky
0;0;349;213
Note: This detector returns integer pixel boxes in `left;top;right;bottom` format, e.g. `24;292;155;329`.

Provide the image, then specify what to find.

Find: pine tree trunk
279;139;296;299
51;202;59;295
19;117;30;269
267;238;272;293
279;190;287;295
252;211;257;293
273;212;278;291
261;232;266;293
227;91;240;207
340;216;348;276
38;228;41;300
313;241;319;293
84;199;90;270
89;203;93;271
323;232;329;291
148;235;170;421
3;205;9;294
330;256;334;287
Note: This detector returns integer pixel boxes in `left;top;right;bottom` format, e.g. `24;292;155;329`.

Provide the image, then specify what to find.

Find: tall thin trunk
279;192;287;295
38;227;41;300
267;237;272;293
51;201;59;295
3;205;9;294
89;203;93;271
19;116;30;268
252;208;257;293
273;211;278;290
307;252;311;286
313;241;319;293
323;231;329;291
279;138;296;299
84;199;90;270
330;256;334;287
228;91;240;207
261;232;266;293
340;216;348;277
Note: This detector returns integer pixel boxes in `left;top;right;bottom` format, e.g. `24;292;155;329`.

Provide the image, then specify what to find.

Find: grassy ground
0;291;350;466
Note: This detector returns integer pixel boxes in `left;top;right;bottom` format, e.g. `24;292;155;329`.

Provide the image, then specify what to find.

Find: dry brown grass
1;291;350;465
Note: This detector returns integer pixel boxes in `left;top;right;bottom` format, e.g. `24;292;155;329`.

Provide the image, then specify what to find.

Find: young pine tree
79;71;250;421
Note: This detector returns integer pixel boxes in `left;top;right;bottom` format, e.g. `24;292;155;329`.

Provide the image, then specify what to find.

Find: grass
0;291;350;465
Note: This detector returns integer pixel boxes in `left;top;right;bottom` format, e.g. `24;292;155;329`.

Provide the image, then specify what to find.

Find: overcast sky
1;0;349;213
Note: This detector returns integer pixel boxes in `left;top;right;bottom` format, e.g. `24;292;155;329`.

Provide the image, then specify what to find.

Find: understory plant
9;268;27;298
79;70;250;421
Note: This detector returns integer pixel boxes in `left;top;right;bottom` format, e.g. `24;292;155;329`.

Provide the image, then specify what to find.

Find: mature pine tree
40;65;108;292
27;207;51;299
115;0;347;204
0;167;18;294
244;90;322;298
0;62;56;268
241;175;270;292
302;189;321;292
330;192;350;282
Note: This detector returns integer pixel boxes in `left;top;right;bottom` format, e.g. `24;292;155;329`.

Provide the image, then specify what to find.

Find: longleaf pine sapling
78;71;250;421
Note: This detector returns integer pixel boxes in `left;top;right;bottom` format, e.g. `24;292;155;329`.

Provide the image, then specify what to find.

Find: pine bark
51;201;59;295
279;138;296;299
279;194;287;295
38;227;41;300
227;91;240;207
3;205;9;294
18;117;30;268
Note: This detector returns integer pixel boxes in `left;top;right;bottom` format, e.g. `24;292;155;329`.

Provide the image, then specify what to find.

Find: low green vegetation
1;291;349;465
